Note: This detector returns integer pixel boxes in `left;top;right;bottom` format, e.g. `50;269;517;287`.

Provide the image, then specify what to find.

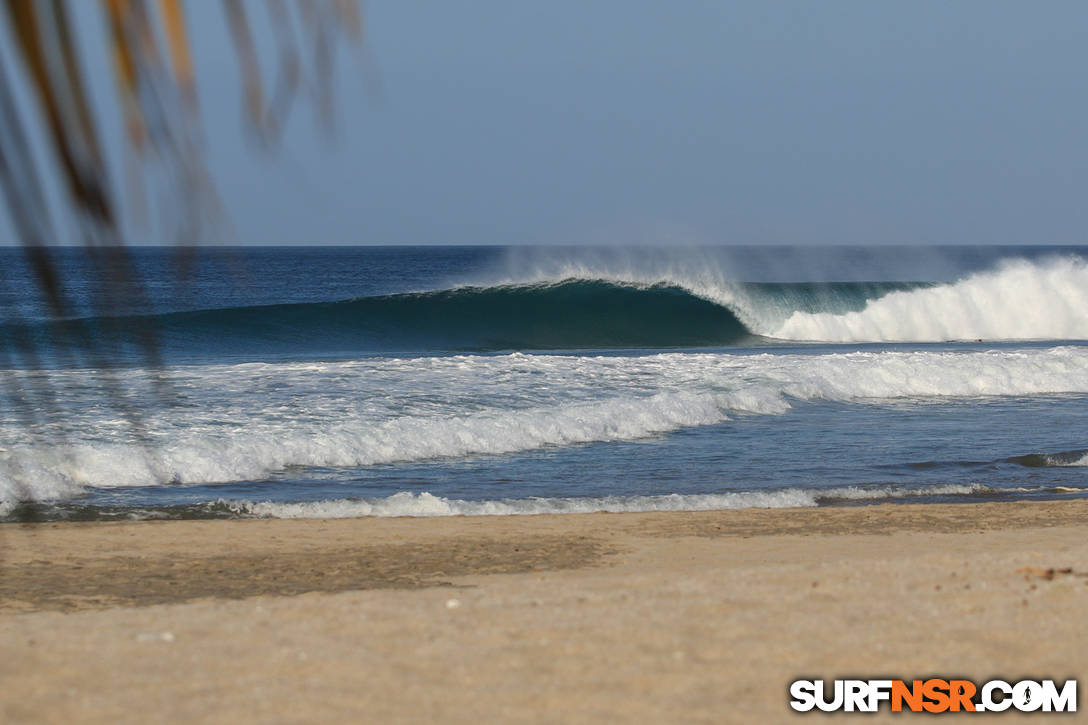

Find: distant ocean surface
2;245;1087;521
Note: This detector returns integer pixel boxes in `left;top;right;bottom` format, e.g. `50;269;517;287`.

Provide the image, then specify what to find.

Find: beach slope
2;500;1086;722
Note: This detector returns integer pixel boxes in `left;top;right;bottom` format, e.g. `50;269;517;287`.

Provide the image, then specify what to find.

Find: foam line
218;483;992;519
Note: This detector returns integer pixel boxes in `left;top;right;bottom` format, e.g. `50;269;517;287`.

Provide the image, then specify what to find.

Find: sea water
1;245;1086;521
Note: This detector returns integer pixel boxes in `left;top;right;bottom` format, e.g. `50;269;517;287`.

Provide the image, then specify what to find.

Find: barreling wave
484;253;1088;344
8;278;922;357
8;256;1085;355
9;280;755;355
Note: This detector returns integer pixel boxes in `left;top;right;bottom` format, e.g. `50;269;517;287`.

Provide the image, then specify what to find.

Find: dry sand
1;500;1086;723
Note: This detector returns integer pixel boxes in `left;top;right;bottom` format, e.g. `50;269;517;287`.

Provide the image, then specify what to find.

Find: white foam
485;252;1088;342
3;347;1087;504
0;390;732;494
771;257;1088;342
219;483;991;519
1043;453;1088;468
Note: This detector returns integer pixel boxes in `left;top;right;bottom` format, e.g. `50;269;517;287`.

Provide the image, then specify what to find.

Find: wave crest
16;280;754;354
13;256;1086;354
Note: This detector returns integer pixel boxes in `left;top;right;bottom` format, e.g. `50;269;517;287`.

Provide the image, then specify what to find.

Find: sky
1;0;1087;245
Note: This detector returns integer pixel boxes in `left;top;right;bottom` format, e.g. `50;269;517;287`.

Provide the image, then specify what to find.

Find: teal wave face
171;280;755;353
9;280;755;358
5;278;931;360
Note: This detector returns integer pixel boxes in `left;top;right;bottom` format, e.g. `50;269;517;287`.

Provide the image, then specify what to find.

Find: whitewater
2;246;1087;520
479;253;1088;344
771;257;1088;342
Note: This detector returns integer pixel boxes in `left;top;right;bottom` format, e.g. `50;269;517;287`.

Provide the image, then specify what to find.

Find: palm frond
0;0;368;461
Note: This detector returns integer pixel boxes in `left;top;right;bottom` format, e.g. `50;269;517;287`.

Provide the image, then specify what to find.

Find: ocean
1;245;1086;521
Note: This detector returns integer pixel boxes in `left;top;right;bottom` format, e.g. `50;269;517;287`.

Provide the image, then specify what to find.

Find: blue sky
2;0;1087;245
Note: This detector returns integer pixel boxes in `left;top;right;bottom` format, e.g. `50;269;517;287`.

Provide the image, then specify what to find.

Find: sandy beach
1;500;1086;723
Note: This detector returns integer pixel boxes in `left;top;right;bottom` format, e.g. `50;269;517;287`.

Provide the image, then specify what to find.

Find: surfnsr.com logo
790;679;1077;713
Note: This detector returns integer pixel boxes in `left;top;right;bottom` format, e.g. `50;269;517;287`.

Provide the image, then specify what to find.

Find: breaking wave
8;256;1086;356
770;257;1088;342
2;346;1087;506
1007;449;1088;468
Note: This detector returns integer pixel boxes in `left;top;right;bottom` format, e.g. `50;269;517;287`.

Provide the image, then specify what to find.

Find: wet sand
2;500;1086;722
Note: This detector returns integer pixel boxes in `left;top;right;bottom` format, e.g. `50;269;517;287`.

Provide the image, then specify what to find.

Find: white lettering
816;679;844;712
1014;680;1043;712
1041;680;1077;713
981;680;1012;712
844;680;869;712
789;680;817;712
868;680;893;711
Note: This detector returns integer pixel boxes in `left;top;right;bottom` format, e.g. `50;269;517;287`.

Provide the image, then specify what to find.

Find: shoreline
4;499;1088;613
2;500;1087;722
